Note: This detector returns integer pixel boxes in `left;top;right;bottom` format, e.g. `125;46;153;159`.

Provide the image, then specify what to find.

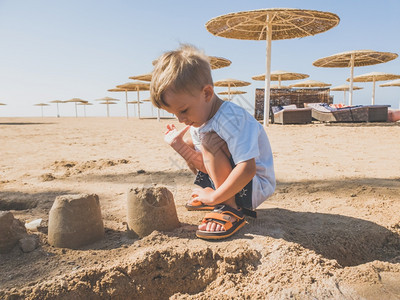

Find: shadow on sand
246;208;400;267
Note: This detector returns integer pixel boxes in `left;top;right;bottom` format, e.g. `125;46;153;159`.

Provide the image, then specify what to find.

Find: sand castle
48;194;104;249
126;186;180;238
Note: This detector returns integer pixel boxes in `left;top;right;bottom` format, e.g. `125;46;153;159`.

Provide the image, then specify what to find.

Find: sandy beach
1;117;400;299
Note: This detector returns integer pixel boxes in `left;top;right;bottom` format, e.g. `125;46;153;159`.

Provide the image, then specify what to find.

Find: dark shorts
194;156;256;218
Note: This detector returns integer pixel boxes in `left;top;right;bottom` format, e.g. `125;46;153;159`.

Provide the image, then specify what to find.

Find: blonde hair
150;44;213;108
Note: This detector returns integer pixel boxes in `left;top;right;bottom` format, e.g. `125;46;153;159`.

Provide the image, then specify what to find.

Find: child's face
162;86;213;128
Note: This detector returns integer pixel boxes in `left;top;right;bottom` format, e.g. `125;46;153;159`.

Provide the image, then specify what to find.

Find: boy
150;44;275;240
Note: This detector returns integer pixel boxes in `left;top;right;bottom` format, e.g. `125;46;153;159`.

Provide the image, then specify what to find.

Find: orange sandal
185;200;215;211
196;205;246;240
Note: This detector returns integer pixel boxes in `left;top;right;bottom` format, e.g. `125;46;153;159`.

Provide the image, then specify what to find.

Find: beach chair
305;103;352;122
271;105;312;125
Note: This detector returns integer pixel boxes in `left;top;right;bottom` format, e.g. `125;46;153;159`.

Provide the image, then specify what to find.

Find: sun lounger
271;105;312;124
367;105;390;122
305;103;352;122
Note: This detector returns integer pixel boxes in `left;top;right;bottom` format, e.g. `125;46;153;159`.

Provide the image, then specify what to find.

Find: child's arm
165;124;207;174
192;158;256;205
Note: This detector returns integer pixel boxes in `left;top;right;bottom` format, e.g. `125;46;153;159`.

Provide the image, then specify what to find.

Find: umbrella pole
372;78;376;105
41;106;44;118
137;89;141;119
107;103;110;117
264;18;272;126
75;102;78;117
84;105;87;117
56;103;60;118
125;90;129;118
349;53;355;106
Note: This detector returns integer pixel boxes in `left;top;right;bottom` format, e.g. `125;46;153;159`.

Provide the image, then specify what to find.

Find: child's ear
203;84;214;102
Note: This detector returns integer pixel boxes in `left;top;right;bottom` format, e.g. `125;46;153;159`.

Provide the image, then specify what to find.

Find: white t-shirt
190;101;275;208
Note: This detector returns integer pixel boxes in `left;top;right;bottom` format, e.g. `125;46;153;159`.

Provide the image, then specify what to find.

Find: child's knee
201;131;230;157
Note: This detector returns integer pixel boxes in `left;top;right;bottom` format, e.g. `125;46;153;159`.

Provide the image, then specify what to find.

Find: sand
0;117;399;299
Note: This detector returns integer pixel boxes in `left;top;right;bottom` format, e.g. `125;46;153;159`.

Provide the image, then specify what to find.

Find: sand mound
48;158;130;177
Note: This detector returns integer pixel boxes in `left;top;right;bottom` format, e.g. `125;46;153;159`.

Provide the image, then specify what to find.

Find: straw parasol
116;81;150;119
380;79;400;87
34;103;50;117
206;8;340;126
129;73;152;81
270;84;290;89
380;79;400;108
0;103;7;106
65;98;88;117
96;97;120;117
208;56;232;70
330;84;363;105
77;102;92;117
348;72;400;105
252;70;309;88
49;100;64;118
289;79;331;88
214;79;250;101
313;50;398;105
152;55;232;70
107;88;136;118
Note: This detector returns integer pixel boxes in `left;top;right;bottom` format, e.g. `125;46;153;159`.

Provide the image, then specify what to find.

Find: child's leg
199;131;238;232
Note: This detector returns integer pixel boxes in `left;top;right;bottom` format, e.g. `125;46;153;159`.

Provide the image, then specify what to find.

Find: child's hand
164;124;190;146
191;187;215;205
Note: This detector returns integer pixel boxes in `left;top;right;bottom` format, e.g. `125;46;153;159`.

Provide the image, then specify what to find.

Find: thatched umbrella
128;74;163;120
348;72;400;105
116;81;150;119
129;73;152;81
252;70;309;88
206;8;339;125
34;103;50;117
289;79;331;88
0;103;7;106
330;84;363;105
313;50;398;105
218;90;247;100
152;55;231;70
77;102;92;117
270;84;290;89
96;97;120;117
380;79;400;108
107;88;135;118
380;79;400;88
208;56;232;70
49;100;64;118
214;79;250;101
65;98;87;117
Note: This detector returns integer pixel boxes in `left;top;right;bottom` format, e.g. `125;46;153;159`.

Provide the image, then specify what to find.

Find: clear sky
1;0;399;117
